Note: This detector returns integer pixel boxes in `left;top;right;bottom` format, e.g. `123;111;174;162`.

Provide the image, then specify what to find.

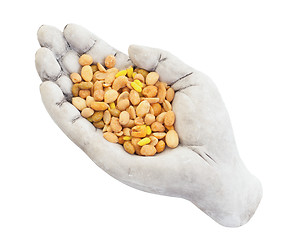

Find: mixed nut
70;54;179;156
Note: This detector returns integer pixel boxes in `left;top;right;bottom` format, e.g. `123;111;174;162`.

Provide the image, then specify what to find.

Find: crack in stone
170;72;193;86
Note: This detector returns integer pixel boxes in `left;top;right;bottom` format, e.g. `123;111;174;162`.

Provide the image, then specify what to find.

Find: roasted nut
129;89;141;105
123;127;131;136
81;65;93;82
103;110;111;125
142;86;158;98
131;125;146;138
79;54;93;66
104;89;118;103
157;82;166;103
152;132;166;139
165;130;179;148
151;122;165;132
86;96;95;108
93;120;105;129
146;72;159;85
105;55;116;68
72;84;79;97
163;100;172;111
136;100;150;117
92;111;104;122
93;89;104;101
127;106;136;119
112;76;128;91
123;141;135;154
134;117;144;125
109;108;121;117
93;81;103;91
70;72;82;83
164;110;175;126
79;89;91;99
155;140;165;153
151;103;162;116
119;111;130;126
166;87;175;102
149;136;158;146
79;81;93;90
81;108;94;118
144;114;155;125
140;145;156;156
103;132;118;143
72;97;86;111
110;117;122;132
156;112;167;124
91;102;108;111
97;62;106;73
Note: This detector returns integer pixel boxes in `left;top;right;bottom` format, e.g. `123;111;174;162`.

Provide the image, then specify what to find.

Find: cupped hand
35;24;262;227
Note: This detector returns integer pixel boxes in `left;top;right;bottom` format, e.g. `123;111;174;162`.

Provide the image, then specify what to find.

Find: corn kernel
137;137;151;146
123;136;132;141
134;79;143;88
109;102;116;109
127;66;133;78
146;125;152;135
115;70;127;78
131;81;142;92
132;72;137;78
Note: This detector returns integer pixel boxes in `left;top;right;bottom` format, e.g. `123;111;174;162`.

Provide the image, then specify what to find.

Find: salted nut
71;54;179;156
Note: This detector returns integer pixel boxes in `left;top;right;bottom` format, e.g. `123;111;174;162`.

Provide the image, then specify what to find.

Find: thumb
128;45;194;86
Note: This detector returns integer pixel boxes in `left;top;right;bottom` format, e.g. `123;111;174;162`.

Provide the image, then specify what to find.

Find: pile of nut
70;54;179;156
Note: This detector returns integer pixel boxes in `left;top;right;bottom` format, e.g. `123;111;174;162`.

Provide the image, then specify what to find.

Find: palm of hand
36;24;262;227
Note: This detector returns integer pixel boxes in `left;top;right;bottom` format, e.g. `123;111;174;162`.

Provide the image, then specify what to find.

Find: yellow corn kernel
132;72;137;78
137;137;151;146
115;70;127;78
131;81;142;92
146;125;152;135
134;79;143;88
123;136;132;141
127;66;133;78
109;102;115;109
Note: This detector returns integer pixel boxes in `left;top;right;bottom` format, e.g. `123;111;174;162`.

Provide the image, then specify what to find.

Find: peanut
166;87;175;102
119;111;130;126
110;117;122;132
140;145;156;156
164;111;175;126
79;54;93;66
95;89;105;101
104;89;118;103
151;103;162;116
103;132;118;143
144;114;155;125
146;72;159;85
81;108;94;118
71;54;179;156
104;55;116;68
155;140;165;153
142;86;158;98
123;141;135;154
103;110;111;125
81;65;93;82
129;90;141;105
72;97;86;111
136;100;150;117
151;122;165;132
91;102;108;111
165;130;179;148
70;72;82;83
92;111;104;122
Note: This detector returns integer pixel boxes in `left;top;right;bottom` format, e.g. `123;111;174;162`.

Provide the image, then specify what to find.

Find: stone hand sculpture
35;24;262;227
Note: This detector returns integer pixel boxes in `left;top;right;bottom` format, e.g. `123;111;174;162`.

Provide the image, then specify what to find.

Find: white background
1;0;280;239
